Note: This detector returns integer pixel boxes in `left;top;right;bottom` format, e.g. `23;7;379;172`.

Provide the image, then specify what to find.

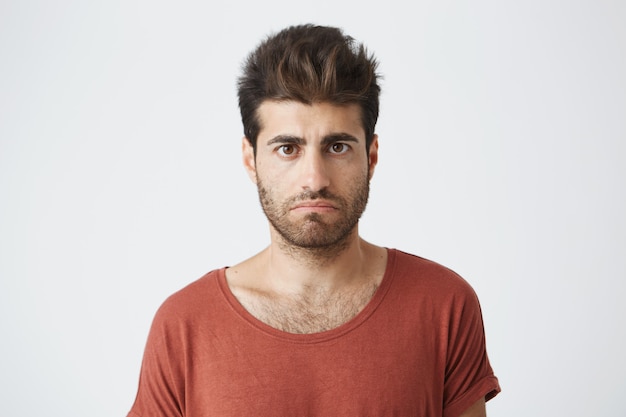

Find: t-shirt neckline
216;248;397;343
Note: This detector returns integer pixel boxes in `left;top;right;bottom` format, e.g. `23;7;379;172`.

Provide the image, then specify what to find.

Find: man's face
242;100;379;250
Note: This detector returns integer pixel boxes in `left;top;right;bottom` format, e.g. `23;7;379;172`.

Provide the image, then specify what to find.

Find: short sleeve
127;301;186;417
442;285;500;417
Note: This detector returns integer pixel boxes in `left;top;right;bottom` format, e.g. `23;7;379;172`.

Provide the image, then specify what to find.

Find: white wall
1;1;624;416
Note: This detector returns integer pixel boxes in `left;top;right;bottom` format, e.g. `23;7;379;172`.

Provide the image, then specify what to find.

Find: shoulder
152;269;225;326
390;249;474;291
385;249;481;311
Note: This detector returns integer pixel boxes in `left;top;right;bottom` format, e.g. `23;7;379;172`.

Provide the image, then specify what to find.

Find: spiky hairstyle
237;24;381;153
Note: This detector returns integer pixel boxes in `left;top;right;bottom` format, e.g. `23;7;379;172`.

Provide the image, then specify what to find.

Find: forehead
256;101;365;143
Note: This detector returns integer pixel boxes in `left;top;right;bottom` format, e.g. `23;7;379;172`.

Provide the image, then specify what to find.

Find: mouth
291;200;338;213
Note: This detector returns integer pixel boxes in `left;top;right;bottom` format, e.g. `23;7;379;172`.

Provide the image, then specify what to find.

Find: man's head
237;24;381;155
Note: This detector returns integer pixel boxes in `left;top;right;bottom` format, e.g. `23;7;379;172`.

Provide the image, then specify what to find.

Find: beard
257;173;370;253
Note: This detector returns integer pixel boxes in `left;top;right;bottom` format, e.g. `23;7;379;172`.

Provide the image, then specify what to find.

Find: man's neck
227;227;386;297
263;228;376;295
225;229;388;334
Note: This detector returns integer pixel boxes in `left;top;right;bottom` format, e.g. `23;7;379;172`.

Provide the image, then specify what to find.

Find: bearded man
127;24;500;417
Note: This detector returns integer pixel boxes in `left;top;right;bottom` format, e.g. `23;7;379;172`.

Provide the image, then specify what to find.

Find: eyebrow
266;133;360;147
266;135;305;146
322;133;359;146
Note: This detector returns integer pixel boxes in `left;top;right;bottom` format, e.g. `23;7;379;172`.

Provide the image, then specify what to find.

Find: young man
128;24;500;417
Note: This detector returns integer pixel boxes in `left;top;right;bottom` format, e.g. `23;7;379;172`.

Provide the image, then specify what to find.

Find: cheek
256;166;282;184
256;170;291;200
256;161;296;187
335;162;369;181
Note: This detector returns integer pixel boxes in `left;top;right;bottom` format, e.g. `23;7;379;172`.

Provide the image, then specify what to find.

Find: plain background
1;0;624;416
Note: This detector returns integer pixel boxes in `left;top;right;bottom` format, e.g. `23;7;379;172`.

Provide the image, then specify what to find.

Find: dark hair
237;24;381;153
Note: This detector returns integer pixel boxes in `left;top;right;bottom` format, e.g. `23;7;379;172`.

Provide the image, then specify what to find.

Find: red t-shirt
128;249;500;417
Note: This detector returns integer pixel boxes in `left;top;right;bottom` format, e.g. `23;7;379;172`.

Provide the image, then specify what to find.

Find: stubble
257;173;370;262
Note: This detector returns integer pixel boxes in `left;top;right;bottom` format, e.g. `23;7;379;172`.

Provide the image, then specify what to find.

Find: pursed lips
291;200;338;212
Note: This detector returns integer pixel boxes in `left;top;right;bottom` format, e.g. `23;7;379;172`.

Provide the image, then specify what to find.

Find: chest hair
236;282;379;334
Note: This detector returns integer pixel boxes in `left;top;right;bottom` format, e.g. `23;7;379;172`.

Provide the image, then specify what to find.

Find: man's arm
457;397;486;417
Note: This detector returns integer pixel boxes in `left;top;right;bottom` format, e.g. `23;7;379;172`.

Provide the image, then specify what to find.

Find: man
128;24;500;417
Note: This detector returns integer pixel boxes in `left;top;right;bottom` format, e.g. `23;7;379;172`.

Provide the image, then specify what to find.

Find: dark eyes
330;143;348;154
278;145;296;156
276;143;350;157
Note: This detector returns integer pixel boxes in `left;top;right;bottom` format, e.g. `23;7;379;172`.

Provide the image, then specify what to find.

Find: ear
242;137;258;184
367;134;379;180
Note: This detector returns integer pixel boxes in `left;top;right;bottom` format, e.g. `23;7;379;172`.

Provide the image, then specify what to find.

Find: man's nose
300;151;331;191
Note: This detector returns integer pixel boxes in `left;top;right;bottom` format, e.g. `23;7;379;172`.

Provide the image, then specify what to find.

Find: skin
459;397;486;417
228;100;386;299
225;100;487;417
